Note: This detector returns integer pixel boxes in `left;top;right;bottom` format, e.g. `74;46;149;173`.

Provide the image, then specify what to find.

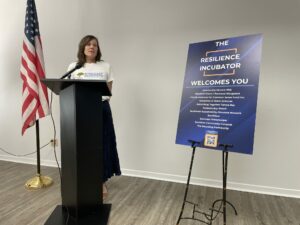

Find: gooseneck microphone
60;64;82;79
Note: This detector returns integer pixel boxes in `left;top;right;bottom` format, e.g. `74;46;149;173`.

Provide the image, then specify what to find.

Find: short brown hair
77;35;102;66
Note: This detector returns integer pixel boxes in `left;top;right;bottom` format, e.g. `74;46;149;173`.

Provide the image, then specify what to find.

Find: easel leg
223;150;228;225
176;145;196;225
209;145;237;225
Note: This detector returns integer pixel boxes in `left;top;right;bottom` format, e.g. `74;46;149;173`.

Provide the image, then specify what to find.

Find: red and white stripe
20;36;49;135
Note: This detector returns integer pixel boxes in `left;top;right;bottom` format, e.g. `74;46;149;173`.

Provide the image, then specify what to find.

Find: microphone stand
60;64;82;79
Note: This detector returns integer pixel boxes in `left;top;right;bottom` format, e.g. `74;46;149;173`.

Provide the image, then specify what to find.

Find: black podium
42;79;111;225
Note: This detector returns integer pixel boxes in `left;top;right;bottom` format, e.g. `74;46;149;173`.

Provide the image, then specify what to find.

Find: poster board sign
176;34;263;154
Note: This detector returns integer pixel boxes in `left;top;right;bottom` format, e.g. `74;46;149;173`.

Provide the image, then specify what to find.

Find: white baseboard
0;155;59;167
122;169;300;199
1;156;299;199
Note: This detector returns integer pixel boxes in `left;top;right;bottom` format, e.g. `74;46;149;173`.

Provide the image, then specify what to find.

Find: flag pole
25;120;53;189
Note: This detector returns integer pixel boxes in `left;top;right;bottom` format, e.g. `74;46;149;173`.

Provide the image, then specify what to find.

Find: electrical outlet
50;139;58;147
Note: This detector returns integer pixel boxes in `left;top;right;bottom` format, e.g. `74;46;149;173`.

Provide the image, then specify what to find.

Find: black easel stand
176;143;238;225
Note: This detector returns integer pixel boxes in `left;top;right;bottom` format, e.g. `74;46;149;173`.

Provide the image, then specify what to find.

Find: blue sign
176;34;263;154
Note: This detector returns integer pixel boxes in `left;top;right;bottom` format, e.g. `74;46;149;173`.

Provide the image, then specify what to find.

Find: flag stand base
25;173;53;190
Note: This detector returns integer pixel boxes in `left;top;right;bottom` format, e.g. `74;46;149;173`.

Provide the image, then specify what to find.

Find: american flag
20;0;49;135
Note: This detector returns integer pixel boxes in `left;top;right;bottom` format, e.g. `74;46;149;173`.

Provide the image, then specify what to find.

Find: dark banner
176;34;263;154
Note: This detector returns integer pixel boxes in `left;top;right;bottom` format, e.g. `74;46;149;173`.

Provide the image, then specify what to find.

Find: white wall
0;0;299;197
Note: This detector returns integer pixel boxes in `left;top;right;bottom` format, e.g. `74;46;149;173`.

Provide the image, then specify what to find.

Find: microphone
60;64;82;79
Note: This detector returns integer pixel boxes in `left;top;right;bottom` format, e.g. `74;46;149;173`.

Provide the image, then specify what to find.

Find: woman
67;35;121;198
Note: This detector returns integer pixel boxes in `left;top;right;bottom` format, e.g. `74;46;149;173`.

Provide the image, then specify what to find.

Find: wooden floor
0;161;299;225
